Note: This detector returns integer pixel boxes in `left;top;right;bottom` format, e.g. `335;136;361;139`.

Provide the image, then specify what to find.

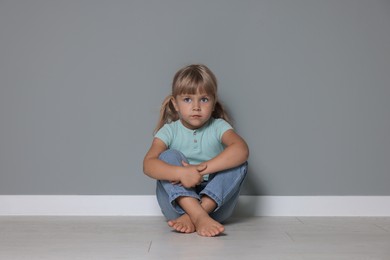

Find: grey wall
1;0;389;195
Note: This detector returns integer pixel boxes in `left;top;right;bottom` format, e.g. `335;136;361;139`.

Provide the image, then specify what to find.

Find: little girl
143;64;249;237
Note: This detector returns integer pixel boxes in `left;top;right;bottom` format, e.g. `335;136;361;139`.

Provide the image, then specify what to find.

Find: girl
143;64;249;237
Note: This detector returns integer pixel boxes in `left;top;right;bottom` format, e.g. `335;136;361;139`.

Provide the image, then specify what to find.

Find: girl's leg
156;183;197;233
200;162;248;223
156;149;226;236
155;149;200;220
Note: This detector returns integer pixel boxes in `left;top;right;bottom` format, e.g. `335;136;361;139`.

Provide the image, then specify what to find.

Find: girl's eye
183;98;191;103
201;97;209;103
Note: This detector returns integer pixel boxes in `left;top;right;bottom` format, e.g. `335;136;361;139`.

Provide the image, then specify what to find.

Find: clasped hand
171;161;207;188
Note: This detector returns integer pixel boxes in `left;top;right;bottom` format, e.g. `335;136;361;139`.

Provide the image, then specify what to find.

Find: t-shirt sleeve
215;119;234;140
154;124;173;147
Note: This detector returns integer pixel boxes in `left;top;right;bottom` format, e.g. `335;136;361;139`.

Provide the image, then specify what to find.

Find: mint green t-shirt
155;118;233;166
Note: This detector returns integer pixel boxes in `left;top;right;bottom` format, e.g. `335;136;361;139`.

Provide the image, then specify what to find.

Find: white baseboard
1;195;390;217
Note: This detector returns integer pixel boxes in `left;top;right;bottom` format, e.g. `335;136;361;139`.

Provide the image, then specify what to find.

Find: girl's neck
179;118;212;131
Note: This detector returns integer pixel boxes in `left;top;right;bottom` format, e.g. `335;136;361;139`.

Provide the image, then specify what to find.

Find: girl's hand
175;161;207;188
182;161;207;173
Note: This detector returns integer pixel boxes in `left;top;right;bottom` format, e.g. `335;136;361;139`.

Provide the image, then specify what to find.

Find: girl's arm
143;138;180;182
143;138;203;187
200;129;249;176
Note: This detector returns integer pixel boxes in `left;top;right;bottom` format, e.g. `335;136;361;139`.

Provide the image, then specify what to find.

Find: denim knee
158;149;188;166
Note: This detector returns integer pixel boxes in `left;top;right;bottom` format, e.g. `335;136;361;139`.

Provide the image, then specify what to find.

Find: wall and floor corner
1;1;389;216
1;196;390;217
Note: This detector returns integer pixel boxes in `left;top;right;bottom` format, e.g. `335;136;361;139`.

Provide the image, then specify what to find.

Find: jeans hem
169;192;200;215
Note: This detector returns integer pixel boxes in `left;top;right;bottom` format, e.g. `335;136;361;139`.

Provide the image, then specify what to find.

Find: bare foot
193;214;225;237
167;214;195;234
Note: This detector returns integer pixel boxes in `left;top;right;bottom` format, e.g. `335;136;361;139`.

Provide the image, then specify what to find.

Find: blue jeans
156;149;248;223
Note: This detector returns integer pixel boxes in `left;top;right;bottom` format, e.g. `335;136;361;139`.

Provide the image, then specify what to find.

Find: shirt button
194;140;197;143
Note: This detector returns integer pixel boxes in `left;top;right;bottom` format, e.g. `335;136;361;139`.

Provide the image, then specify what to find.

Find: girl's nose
192;101;200;111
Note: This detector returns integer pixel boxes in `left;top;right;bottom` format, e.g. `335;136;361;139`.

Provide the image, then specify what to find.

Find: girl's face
172;90;215;130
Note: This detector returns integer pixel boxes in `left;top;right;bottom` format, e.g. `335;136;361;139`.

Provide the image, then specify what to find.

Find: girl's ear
171;96;179;111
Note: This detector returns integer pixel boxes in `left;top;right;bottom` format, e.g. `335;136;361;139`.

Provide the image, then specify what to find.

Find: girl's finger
181;160;189;167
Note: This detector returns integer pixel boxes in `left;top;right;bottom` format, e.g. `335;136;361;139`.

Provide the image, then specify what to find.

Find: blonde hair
154;64;231;134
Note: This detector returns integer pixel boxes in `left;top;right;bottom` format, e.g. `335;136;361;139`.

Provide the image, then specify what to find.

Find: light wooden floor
1;216;390;259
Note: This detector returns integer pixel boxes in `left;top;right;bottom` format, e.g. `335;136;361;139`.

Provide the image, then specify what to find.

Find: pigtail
213;101;233;126
153;95;179;135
